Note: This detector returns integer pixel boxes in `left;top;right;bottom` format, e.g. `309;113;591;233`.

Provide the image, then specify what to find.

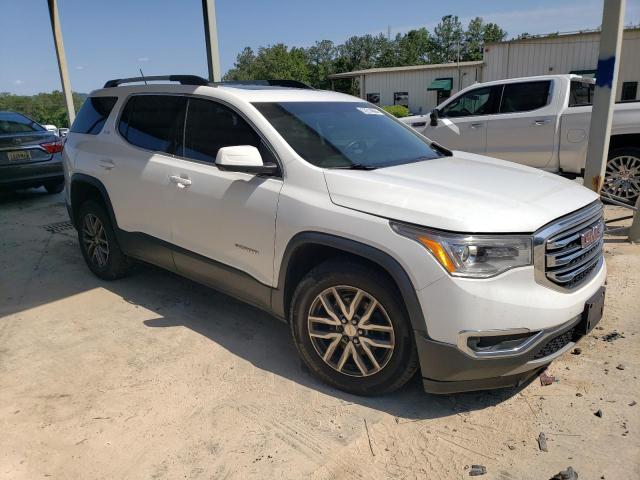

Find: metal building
328;61;483;115
329;27;640;113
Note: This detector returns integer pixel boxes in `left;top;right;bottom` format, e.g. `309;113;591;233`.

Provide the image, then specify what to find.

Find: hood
323;151;599;233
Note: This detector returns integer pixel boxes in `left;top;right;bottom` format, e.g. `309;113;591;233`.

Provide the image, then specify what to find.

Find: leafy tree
463;18;507;61
306;40;336;89
0;91;85;128
430;15;464;64
396;28;431;65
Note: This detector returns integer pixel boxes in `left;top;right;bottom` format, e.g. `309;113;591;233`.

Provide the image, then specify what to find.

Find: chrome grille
534;201;604;292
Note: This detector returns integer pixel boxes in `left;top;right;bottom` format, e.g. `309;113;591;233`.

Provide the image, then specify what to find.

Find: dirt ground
1;189;638;480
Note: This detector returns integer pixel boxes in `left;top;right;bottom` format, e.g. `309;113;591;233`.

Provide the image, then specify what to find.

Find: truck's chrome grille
534;201;604;292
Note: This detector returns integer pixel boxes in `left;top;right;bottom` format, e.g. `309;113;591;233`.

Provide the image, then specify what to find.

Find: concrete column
583;0;625;193
47;0;75;125
202;0;222;82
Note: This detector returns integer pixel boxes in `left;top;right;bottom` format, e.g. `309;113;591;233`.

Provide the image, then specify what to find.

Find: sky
1;0;639;95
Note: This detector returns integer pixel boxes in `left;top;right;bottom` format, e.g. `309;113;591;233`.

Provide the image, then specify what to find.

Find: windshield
253;101;443;169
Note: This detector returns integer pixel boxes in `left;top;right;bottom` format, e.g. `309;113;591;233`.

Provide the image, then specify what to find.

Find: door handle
533;119;550;126
470;122;485;129
169;175;192;189
98;159;115;170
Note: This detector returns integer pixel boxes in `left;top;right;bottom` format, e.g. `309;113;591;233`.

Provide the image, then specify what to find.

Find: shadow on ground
1;188;527;421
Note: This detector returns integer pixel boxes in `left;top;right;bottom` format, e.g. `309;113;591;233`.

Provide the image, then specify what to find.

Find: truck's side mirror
429;109;439;127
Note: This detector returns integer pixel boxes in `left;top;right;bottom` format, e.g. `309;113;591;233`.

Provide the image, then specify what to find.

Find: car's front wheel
290;260;418;396
77;200;131;280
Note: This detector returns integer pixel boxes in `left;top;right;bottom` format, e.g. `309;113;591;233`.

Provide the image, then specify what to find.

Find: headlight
390;222;532;278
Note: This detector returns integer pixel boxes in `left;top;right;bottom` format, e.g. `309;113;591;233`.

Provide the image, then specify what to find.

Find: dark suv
0;111;65;194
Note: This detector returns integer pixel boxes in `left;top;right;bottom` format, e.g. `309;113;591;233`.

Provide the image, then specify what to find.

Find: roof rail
103;75;210;88
215;79;314;89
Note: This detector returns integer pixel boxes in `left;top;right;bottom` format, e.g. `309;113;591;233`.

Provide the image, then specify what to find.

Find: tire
44;181;64;194
603;147;640;205
77;200;131;280
290;259;418;396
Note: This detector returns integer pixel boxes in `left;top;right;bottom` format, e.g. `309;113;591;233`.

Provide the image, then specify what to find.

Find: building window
366;93;380;105
621;82;638;102
394;92;408;108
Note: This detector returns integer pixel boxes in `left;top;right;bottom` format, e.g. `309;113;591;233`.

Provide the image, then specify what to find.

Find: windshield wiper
331;163;378;170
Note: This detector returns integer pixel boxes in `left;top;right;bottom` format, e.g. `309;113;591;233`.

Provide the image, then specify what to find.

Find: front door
424;85;501;153
485;80;557;169
167;97;282;289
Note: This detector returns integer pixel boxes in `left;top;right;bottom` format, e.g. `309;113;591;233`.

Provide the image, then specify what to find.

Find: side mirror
429;109;439;127
215;145;278;175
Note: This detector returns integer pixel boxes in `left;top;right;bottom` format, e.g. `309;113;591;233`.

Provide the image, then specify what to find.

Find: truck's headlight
390;222;532;278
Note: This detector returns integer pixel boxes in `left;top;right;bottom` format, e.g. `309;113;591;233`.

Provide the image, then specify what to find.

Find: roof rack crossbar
103;75;210;88
213;79;314;89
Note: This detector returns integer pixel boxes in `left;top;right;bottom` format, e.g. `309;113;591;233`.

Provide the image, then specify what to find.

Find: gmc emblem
580;223;604;248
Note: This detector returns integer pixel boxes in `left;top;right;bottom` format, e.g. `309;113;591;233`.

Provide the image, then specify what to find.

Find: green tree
223;47;257;81
462;18;507;61
396;28;431;65
430;15;464;64
0;91;85;128
306;40;337;89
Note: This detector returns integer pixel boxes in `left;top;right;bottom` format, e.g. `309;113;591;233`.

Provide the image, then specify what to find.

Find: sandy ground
0;189;638;480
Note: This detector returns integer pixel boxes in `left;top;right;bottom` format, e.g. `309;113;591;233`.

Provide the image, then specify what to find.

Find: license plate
579;287;605;335
7;150;31;161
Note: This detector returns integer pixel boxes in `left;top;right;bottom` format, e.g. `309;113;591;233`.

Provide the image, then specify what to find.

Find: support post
202;0;222;82
583;0;625;193
47;0;75;125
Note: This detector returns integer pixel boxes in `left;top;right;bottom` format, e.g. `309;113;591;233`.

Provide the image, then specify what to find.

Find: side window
393;92;408;108
440;86;500;118
366;93;380;105
118;95;187;154
499;81;551;113
621;82;638;102
569;81;594;106
71;96;117;134
183;98;271;164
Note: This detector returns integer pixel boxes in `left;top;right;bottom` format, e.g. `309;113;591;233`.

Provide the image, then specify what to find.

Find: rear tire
603;147;640;205
290;259;418;396
44;181;64;194
77;200;131;280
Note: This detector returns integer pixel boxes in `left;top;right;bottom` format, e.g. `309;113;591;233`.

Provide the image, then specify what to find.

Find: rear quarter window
71;97;118;134
0;112;45;134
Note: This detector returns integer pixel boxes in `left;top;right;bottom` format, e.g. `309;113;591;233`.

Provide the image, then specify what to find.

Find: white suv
63;75;606;395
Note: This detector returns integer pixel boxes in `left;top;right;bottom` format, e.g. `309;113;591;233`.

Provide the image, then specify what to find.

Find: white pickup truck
402;74;640;203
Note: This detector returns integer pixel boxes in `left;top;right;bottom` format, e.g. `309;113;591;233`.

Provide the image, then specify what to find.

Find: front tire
77;200;131;280
290;260;418;396
603;147;640;205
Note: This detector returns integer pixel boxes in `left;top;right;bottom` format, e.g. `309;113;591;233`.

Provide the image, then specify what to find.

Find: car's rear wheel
290;259;418;396
44;181;64;194
603;147;640;205
77;200;131;280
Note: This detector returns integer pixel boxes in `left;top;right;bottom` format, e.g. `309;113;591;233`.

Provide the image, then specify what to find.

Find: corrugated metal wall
363;65;482;114
483;29;640;100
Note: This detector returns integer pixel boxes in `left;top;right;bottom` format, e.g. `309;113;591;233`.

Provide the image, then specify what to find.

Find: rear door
424;85;501;153
106;94;186;265
485;80;557;169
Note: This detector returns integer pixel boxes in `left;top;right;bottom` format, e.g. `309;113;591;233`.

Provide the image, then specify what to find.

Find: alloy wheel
82;214;109;268
307;286;395;377
603;155;640;201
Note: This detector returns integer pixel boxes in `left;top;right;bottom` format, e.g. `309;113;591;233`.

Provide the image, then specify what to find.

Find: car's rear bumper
0;154;63;190
417;308;594;394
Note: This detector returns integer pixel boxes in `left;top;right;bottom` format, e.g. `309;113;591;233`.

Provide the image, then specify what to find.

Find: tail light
40;140;64;154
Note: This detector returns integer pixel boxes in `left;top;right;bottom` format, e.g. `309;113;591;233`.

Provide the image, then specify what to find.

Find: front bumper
415;261;606;394
0;154;63;190
419;311;589;393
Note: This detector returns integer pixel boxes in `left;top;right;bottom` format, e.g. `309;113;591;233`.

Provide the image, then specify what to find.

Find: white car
63;75;606;395
403;74;640;204
42;124;59;136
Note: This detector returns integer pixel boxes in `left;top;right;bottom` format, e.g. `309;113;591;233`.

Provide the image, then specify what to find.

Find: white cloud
137;57;149;62
75;65;84;70
14;79;23;85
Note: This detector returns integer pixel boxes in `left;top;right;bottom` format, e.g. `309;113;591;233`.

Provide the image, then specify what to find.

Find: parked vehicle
58;128;69;137
0;111;65;193
402;75;640;204
63;75;606;395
